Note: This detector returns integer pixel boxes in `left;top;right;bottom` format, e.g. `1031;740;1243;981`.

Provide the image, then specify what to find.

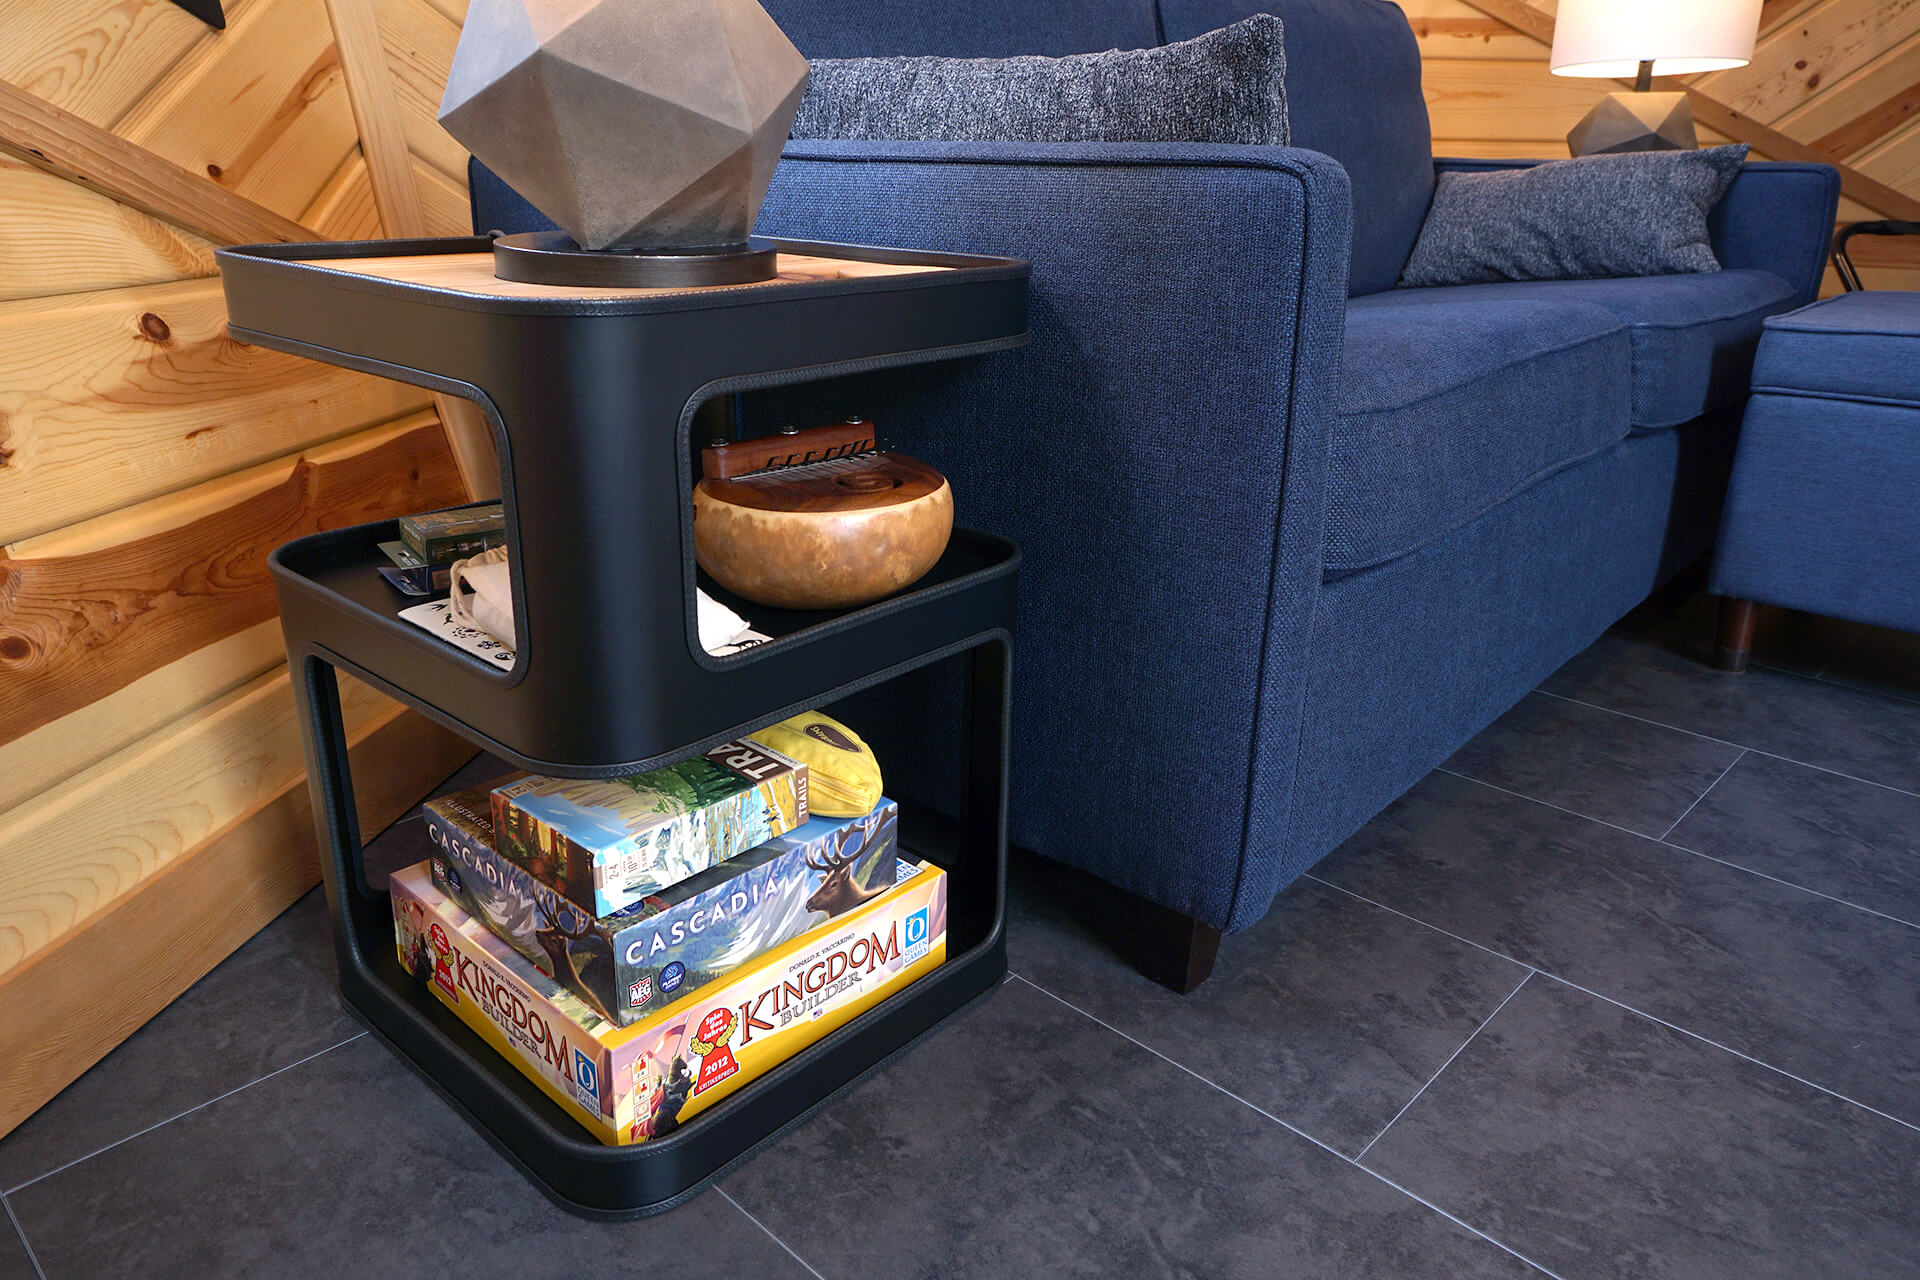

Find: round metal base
492;231;779;288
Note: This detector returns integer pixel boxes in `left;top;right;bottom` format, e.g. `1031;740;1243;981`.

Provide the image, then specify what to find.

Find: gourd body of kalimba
692;420;953;610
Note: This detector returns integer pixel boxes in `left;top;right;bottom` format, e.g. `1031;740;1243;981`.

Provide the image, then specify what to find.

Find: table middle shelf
274;518;1018;776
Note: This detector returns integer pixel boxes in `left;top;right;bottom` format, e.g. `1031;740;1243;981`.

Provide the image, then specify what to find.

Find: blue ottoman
1711;291;1920;669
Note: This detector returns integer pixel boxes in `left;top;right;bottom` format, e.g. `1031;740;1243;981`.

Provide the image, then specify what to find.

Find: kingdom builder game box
390;857;946;1145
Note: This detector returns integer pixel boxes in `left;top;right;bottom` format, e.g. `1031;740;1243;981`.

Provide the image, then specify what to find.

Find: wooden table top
288;250;950;301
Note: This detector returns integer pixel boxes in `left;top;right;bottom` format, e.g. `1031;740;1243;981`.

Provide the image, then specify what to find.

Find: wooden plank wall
1398;0;1920;292
0;0;480;1136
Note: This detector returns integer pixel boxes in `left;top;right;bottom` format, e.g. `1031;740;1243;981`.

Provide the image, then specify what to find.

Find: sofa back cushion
1159;0;1433;295
790;17;1289;146
759;0;1161;58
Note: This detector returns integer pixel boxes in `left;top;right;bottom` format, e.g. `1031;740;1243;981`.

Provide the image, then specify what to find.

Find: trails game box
492;740;807;918
391;857;946;1146
428;787;900;1025
397;503;505;565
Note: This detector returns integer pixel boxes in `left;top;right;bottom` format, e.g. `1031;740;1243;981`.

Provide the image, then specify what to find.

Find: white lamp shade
1550;0;1762;78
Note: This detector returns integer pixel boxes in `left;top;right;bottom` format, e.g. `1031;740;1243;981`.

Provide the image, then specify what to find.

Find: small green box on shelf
398;503;506;566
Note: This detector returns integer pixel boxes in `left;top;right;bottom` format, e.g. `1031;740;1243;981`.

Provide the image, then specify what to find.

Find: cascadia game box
390;856;946;1146
428;785;900;1025
492;740;808;918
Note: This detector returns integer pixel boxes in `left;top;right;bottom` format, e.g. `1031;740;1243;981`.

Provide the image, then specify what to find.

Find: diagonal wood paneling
372;0;468;184
326;0;427;239
301;147;385;238
1856;111;1920;190
0;79;316;247
1399;0;1553;59
1454;0;1920;224
1773;29;1920;154
1694;0;1920;126
328;0;498;498
413;153;471;235
116;0;361;219
0;0;221;129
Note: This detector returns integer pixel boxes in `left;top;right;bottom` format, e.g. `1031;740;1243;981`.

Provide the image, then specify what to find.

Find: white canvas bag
448;545;516;648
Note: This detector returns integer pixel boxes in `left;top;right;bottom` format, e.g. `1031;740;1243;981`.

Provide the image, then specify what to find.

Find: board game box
376;540;452;596
391;856;946;1146
427;785;899;1026
398;503;506;566
492;740;808;918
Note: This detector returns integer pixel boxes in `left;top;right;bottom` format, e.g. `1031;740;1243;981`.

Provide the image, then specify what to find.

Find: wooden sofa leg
1135;902;1222;994
1715;597;1758;672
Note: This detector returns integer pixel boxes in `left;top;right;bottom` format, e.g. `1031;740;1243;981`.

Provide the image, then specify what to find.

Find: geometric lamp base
1567;91;1698;156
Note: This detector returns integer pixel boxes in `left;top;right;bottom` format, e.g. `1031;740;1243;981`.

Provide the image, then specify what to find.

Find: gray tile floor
4;590;1917;1279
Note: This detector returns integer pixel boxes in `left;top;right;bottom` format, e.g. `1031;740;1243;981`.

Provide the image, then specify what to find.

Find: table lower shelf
334;840;1004;1218
296;618;1011;1216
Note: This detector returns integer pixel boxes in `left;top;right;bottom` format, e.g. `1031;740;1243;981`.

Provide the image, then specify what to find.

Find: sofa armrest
750;139;1353;930
1709;162;1842;305
1433;156;1841;306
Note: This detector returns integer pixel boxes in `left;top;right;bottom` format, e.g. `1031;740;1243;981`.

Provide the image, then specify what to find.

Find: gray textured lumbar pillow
790;16;1288;146
1399;144;1750;287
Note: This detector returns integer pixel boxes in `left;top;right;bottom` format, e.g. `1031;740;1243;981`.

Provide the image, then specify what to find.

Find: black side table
216;237;1030;1217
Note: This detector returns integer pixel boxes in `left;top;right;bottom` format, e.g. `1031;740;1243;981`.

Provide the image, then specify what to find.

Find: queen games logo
573;1048;599;1110
902;907;930;964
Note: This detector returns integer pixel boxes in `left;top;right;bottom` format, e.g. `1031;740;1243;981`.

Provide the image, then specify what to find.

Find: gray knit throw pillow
790;16;1288;146
1399;145;1750;287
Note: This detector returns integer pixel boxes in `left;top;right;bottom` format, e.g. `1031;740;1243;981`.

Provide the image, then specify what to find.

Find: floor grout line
1432;767;1917;931
1301;874;1920;1138
1531;688;1920;804
1805;634;1920;708
3;1031;369;1198
716;1186;828;1280
1813;669;1920;710
1656;836;1920;933
1433;767;1656;842
1658;749;1747;841
2;1192;47;1280
1355;971;1535;1162
1008;974;1568;1280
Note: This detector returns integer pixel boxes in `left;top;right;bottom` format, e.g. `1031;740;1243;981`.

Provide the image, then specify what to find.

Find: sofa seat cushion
1331;290;1632;573
1750;290;1920;405
1382;270;1796;431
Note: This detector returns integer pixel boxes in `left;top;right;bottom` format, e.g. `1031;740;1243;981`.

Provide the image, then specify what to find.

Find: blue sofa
473;0;1840;989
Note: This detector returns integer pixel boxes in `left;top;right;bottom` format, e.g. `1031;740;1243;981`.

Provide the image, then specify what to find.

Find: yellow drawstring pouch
747;711;884;818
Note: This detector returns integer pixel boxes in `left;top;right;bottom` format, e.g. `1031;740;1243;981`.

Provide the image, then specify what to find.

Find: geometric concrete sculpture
440;0;809;252
1566;90;1699;157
